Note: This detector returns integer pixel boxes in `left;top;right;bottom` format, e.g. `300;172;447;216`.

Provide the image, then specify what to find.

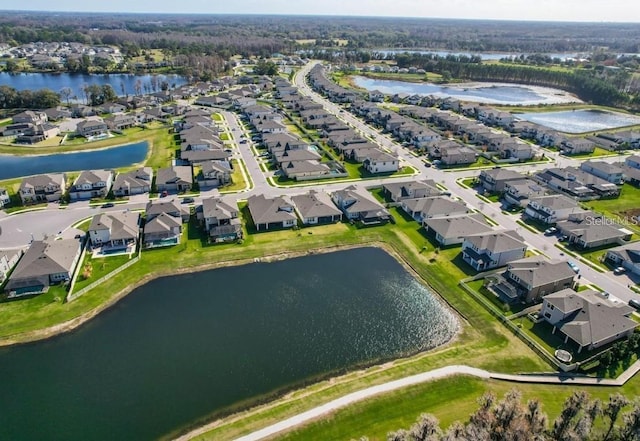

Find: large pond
373;50;580;61
0;141;148;180
352;76;579;105
0;247;457;440
0;72;187;99
515;109;640;133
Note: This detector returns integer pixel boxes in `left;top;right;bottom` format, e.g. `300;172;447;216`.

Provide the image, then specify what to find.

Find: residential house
503;179;548;208
580;161;625;185
0;249;22;284
560;138;596;155
197;197;242;242
489;256;576;304
143;212;182;248
292;190;342;225
12;110;47;125
401;197;470;223
88;211;140;252
461;230;527;271
69;170;114;200
76;119;108;137
247;194;298;231
4;238;82;295
627;155;640;170
621;164;640;187
541;289;637;352
605;242;640;276
281;160;332;180
331;185;390;224
19;173;66;203
156;166;193;193
423;213;493;246
15;123;60;144
524;194;582;224
382;180;442;202
363;150;399;174
97;102;127;114
198;161;232;188
440;145;477;166
105;114;136;131
112;167;153;197
0;187;10;208
556;211;632;249
478;169;526;193
534;167;620;200
146;201;189;226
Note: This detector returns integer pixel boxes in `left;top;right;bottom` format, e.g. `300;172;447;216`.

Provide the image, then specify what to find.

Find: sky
6;0;640;22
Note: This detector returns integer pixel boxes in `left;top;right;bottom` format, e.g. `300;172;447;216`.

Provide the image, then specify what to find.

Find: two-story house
462;230;527;271
69;170;114;200
19;173;66;203
524;194;582;224
197;197;243;242
541;289;637;353
88;211;140;252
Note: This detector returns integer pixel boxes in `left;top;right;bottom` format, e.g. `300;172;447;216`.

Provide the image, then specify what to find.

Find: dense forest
2;11;640;56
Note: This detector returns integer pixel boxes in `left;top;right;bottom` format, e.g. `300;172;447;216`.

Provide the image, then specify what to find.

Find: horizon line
1;9;639;24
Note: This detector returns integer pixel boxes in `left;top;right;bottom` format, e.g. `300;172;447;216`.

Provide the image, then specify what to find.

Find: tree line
0;86;60;110
379;389;639;441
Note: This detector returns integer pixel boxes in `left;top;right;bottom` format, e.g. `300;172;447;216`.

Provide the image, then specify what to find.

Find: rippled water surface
0;247;457;441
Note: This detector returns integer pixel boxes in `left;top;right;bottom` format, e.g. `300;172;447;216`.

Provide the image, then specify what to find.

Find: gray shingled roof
5;239;80;290
113;167;152;192
144;212;181;234
507;256;576;289
464;230;525;254
75;169;112;186
545;288;637;347
404;197;469;218
247;194;297;225
529;194;579;210
20;173;65;190
201;197;238;220
292;190;342;219
156;166;192;186
424;213;493;239
89;212;140;241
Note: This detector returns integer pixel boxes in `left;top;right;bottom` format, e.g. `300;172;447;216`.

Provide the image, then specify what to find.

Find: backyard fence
459;278;578;372
66;253;140;302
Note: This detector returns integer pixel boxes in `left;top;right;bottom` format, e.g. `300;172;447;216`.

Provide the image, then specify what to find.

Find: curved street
1;61;637;304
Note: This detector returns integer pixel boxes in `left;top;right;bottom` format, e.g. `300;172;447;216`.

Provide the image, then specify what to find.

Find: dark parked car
629;298;640;310
101;203;114;208
182;197;195;204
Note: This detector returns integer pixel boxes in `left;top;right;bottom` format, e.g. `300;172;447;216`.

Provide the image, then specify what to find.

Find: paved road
292;62;637;303
176;359;640;441
1;61;636;301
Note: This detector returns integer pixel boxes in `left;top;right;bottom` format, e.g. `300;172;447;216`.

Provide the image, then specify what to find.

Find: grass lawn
220;159;250;192
0;126;173;162
586;184;640;235
270;375;640;441
566;146;616;158
212;113;223;122
72;254;133;292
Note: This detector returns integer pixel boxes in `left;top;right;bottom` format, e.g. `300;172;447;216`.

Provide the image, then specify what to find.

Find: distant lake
0;247;457;440
516;109;640;133
352;76;578;105
373;50;581;61
0;141;148;179
0;72;187;99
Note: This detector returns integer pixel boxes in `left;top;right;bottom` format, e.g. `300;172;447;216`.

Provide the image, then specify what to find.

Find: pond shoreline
0;241;461;347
